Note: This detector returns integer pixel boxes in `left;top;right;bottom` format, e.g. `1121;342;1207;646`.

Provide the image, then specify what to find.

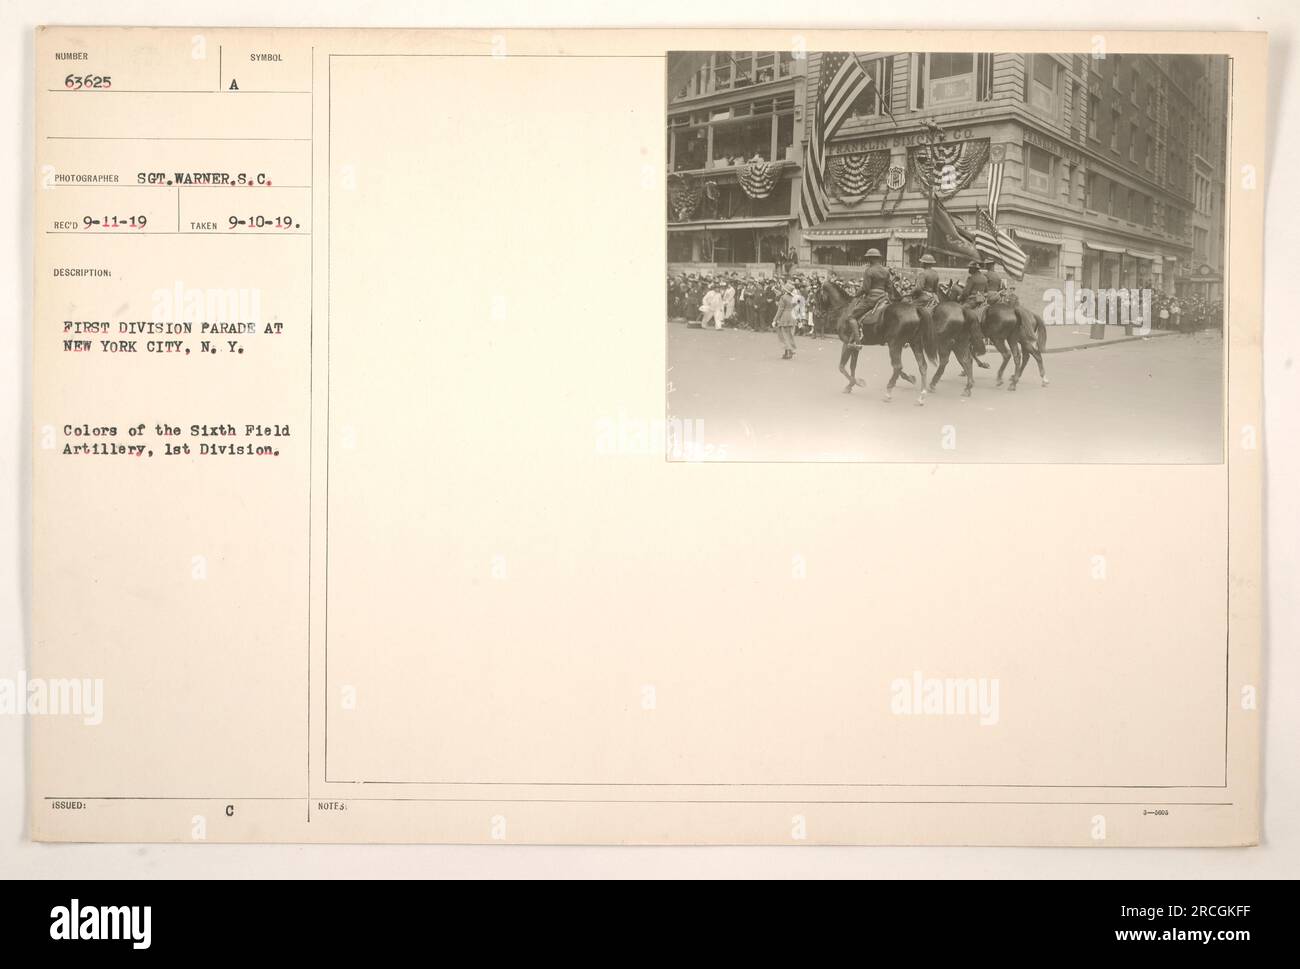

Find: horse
980;300;1048;390
818;278;937;404
923;286;977;397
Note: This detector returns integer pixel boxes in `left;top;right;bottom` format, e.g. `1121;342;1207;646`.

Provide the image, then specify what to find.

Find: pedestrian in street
775;281;797;359
793;284;808;335
722;279;736;326
700;283;723;330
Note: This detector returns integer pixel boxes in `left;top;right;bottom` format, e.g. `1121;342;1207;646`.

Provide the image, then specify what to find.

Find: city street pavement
666;322;1224;463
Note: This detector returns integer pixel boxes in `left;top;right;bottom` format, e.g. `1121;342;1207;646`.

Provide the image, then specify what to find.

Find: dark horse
818;279;938;404
923;286;977;397
981;301;1049;390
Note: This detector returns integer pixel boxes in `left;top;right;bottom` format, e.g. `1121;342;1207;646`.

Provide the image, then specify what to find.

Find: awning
802;228;888;242
1126;249;1160;261
892;227;928;239
668;218;794;232
1005;225;1062;243
1084;241;1126;254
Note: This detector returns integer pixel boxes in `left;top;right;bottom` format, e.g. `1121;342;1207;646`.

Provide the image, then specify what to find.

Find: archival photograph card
30;27;1263;845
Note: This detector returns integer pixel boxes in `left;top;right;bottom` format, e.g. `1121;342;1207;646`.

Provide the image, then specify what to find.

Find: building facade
666;51;1230;300
667;51;806;269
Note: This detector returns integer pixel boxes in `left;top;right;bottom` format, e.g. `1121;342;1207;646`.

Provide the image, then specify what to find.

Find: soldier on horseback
861;248;894;302
982;258;1003;301
911;253;941;312
852;248;898;339
959;259;990;353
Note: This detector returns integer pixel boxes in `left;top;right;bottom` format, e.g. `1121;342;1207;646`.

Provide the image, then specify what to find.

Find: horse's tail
1016;307;1038;348
918;306;939;364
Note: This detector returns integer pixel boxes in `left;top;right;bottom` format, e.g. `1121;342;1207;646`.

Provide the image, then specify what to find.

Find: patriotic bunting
908;139;989;201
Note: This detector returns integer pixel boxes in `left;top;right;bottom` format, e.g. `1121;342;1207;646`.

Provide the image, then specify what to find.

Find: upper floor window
670;51;795;101
926;52;975;106
1109;109;1120;151
667;93;798;172
1087;94;1100;140
1024;144;1056;195
1027;54;1058;114
846;55;894;119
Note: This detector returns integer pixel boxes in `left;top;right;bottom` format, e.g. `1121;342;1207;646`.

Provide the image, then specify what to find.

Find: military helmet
920;254;937;265
864;248;882;259
968;260;982;270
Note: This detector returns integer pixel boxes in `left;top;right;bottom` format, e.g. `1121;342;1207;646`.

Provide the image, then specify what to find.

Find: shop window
667;233;694;262
1021;241;1059;275
906;244;966;269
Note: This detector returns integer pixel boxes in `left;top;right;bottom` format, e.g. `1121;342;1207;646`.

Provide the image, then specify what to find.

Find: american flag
798;53;881;229
986;156;1004;221
973;206;1027;280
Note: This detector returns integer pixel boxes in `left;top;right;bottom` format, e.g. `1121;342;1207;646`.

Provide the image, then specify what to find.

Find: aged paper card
31;27;1263;844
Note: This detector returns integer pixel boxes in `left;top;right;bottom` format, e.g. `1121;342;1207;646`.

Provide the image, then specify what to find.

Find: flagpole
922;118;942;261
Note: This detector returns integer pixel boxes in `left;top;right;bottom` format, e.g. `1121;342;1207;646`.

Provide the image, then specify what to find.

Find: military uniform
861;262;892;304
912;256;940;310
959;266;988;303
959;262;989;347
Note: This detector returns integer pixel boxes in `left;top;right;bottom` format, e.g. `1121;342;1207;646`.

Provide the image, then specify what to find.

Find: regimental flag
973;206;1028;279
927;196;980;262
799;52;881;229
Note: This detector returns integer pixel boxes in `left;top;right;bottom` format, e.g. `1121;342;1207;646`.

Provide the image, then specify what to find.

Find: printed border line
321;50;1235;797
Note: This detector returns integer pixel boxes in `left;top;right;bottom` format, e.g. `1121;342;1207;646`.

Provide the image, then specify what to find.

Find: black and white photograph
666;50;1230;462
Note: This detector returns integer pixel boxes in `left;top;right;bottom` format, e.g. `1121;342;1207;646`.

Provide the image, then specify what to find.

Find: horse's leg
909;337;929;405
929;346;950;391
838;343;855;392
956;342;974;397
1029;342;1048;386
993;336;1012;387
897;333;917;384
969;313;991;368
1008;336;1030;390
884;343;904;402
